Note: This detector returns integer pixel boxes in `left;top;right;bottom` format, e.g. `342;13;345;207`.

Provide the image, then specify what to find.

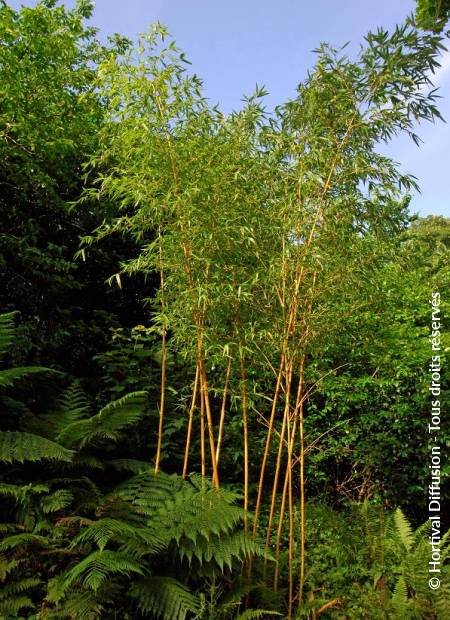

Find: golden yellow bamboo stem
297;376;306;609
274;366;304;594
287;378;302;617
154;325;166;473
252;356;284;538
264;359;293;576
239;355;249;532
273;462;289;591
182;364;200;479
215;357;231;466
155;241;166;474
200;383;206;480
199;360;220;488
296;305;311;611
273;376;301;602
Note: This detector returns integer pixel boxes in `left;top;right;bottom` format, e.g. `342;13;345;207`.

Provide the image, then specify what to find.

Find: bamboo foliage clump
80;19;444;616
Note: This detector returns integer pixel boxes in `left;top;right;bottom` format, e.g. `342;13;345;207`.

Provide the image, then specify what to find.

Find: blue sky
11;0;449;217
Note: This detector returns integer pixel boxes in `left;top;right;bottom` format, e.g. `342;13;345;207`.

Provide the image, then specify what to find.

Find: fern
0;523;18;535
162;486;245;544
131;576;199;620
57;382;92;424
235;610;282;620
107;458;152;473
0;312;16;358
0;594;34;616
394;508;414;552
0;431;74;463
72;453;106;469
61;549;145;592
30;382;92;439
391;575;409;613
42;588;105;620
105;470;184;518
0;482;49;501
40;489;74;513
435;582;450;620
0;556;22;580
0;533;49;552
103;471;264;573
0;312;54;387
0;312;53;392
0;576;41;599
178;530;265;572
0;365;52;387
48;470;264;618
111;471;244;539
69;517;167;554
57;391;147;448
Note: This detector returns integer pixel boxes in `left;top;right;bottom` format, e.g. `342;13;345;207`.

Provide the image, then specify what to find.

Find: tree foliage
416;0;450;31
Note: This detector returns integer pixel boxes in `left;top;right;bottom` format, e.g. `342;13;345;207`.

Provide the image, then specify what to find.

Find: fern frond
61;550;144;592
107;458;152;473
435;582;450;620
394;508;414;551
391;575;409;610
106;470;183;517
40;489;74;513
69;517;167;554
0;431;74;463
0;312;17;358
0;533;48;552
0;576;41;600
0;556;22;580
0;482;49;501
57;382;91;423
33;382;92;439
0;523;19;534
72;453;106;469
160;486;245;545
178;530;265;571
0;594;34;616
0;366;52;387
44;587;106;620
57;391;147;448
106;471;261;571
236;610;282;620
131;576;199;620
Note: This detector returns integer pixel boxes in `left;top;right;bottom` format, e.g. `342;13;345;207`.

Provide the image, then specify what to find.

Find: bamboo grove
79;20;445;617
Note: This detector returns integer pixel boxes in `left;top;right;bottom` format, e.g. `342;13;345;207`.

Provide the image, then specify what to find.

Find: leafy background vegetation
0;1;449;618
